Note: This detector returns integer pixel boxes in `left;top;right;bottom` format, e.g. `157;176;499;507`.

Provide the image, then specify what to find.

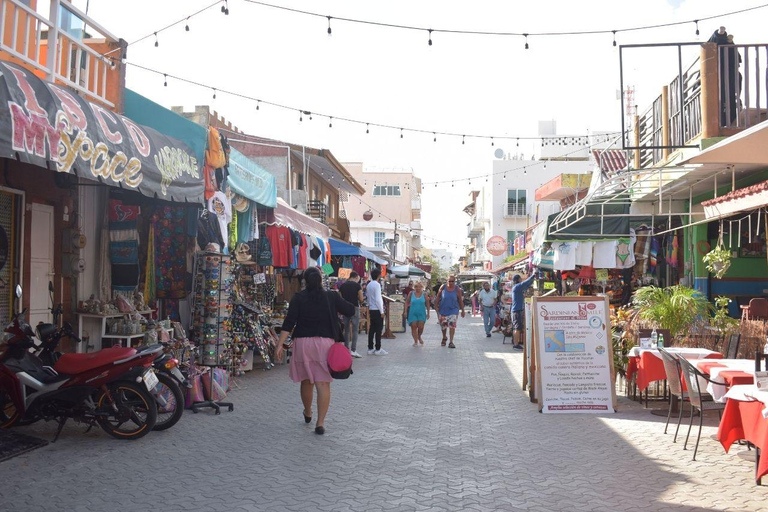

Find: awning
390;265;428;278
228;148;277;208
328;238;386;265
264;197;330;239
0;61;204;203
546;193;631;241
688;118;768;167
701;180;768;218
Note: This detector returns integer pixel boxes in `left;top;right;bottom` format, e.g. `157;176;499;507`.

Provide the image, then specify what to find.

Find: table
626;347;722;392
718;384;768;483
695;359;758;402
76;310;156;352
101;328;173;348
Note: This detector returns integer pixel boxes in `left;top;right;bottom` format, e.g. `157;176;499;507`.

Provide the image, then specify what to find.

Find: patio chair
657;347;689;442
725;333;741;359
747;298;768;321
678;357;726;461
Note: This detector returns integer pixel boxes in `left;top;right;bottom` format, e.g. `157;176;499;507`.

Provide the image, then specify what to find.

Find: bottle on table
657;333;664;349
650;328;658;349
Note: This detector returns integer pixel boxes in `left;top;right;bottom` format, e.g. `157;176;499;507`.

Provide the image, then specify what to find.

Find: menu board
388;301;406;333
534;296;616;414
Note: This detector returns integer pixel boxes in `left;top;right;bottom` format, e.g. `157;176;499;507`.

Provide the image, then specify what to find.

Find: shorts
439;314;458;329
512;310;524;330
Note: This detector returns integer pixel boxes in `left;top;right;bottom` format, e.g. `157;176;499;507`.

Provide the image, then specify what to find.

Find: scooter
0;286;162;441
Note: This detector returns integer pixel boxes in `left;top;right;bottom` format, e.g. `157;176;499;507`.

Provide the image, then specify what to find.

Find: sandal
413;342;418;347
441;340;447;346
448;342;456;349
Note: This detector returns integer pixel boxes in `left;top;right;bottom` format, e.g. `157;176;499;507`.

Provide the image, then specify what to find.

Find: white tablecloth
627;346;720;361
694;359;761;403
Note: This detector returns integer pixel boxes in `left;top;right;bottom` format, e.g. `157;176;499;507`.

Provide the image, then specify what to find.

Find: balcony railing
625;42;768;169
306;200;327;224
0;0;121;107
504;203;528;217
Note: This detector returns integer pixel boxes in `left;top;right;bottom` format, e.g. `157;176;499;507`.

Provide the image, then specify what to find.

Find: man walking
365;268;387;355
433;275;465;349
510;271;535;350
478;281;497;338
338;272;365;358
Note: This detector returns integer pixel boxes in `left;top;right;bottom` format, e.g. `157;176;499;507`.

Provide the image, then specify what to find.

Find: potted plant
631;285;713;341
703;244;731;279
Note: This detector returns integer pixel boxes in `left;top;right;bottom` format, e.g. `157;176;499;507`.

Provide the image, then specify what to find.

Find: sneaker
374;349;388;355
350;351;362;358
367;349;375;355
513;344;524;350
486;333;492;338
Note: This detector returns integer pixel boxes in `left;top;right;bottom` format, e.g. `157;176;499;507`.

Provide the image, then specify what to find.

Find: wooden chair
747;298;768;321
358;306;369;334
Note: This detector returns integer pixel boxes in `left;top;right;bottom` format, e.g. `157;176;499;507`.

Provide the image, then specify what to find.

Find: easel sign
533;296;616;414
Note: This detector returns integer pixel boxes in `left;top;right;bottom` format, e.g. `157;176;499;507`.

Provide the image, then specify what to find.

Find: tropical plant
711;296;739;335
703;244;731;279
631;285;713;340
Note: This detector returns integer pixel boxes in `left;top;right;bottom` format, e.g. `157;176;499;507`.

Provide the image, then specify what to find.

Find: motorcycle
0;286;161;441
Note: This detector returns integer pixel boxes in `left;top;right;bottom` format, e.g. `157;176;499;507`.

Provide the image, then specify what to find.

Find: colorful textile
108;199;140;222
110;240;138;264
265;225;293;268
153;207;188;300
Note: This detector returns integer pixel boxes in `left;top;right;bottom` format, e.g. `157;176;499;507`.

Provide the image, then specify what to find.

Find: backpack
324;292;353;379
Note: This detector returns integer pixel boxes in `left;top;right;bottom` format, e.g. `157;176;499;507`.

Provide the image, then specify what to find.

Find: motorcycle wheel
95;381;157;440
0;386;19;428
153;373;184;431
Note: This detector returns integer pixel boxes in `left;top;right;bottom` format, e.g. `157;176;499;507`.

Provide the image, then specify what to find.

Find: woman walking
275;267;355;435
404;281;430;346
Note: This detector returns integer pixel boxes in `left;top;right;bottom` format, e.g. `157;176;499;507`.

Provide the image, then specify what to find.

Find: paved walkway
3;315;767;511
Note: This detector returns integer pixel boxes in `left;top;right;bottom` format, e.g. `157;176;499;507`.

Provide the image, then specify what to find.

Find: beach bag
185;373;204;408
325;292;352;379
202;368;228;401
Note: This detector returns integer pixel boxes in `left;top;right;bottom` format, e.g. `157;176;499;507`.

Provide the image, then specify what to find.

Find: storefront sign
486;235;507;256
0;61;203;203
227;148;277;208
534;296;616;413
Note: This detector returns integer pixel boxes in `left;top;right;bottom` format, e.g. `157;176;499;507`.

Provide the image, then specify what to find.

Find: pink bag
327;342;353;379
185;373;204;408
202;369;228;401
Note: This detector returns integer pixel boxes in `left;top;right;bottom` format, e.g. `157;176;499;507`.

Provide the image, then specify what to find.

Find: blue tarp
227;148;277;208
329;238;385;265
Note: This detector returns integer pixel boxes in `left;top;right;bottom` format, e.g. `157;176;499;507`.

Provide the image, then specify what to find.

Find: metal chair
678;357;726;461
726;333;741;359
658;347;689;442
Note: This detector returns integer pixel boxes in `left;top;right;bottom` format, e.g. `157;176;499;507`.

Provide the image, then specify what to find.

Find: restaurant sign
0;61;203;203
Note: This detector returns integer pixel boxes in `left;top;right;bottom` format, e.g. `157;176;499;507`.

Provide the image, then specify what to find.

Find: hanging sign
534;296;616;413
486;235;508;256
338;268;352;279
321;263;335;275
595;269;609;282
0;62;203;203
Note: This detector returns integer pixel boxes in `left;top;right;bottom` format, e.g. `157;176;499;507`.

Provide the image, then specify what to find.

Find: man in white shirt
478;281;497;338
365;268;387;355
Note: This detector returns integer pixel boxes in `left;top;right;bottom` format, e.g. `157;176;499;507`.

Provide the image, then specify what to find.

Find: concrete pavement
2;314;766;511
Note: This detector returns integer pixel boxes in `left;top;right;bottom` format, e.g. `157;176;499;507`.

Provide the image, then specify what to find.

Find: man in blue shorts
510;271;535;350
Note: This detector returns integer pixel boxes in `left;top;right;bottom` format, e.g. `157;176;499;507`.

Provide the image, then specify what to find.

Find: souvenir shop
327;238;387;282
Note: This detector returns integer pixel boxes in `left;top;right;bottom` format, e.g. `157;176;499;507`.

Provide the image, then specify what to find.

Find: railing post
633;114;640;169
700;42;720;139
45;0;59;82
661;85;670;161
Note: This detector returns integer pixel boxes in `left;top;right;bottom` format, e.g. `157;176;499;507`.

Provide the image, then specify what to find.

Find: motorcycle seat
54;347;137;375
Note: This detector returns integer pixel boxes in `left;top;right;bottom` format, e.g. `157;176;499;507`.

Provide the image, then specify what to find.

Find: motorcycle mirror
15;285;22;298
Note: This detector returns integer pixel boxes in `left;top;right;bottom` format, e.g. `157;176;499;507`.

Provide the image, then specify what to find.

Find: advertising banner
534;296;615;413
0;61;203;203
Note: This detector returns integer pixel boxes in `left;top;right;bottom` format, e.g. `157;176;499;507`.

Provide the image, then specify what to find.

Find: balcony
625;42;768;169
0;0;123;108
504;203;528;218
306;200;327;224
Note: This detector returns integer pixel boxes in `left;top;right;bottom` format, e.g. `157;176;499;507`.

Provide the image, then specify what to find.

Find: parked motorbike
0;286;161;441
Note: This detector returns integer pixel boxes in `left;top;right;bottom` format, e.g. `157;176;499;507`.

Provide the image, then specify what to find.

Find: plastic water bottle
650;328;658;349
657;333;664;349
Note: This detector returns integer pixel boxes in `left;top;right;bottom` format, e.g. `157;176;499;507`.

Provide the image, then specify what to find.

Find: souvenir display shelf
191;252;233;366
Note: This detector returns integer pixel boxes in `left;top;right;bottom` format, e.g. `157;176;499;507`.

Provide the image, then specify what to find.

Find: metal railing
637;95;663;168
505;203;527;217
306;200;327;224
0;0;119;107
669;56;702;146
719;44;768;130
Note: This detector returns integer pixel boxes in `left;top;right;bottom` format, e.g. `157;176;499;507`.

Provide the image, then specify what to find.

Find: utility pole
393;220;398;262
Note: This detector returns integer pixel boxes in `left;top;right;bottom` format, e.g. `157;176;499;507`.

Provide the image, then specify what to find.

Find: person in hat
510;271;535;350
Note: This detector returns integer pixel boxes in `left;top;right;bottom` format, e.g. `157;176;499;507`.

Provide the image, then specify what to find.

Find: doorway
29;203;54;327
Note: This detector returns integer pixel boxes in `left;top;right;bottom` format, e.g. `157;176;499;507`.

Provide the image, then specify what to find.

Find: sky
72;0;767;252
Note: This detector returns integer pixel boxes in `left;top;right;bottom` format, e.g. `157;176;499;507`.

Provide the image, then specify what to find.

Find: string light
329;116;333;128
221;0;229;15
462;135;465;145
428;29;433;46
491;138;494;147
154;32;159;47
612;30;617;47
695;20;700;36
524;34;529;50
400;128;404;139
256;100;260;110
185;18;190;31
366;123;369;134
327;15;332;35
299;110;303;122
163;74;167;87
212;87;216;100
433;133;437;142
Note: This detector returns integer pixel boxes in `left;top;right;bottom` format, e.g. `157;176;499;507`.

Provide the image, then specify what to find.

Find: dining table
626;346;722;392
694;359;759;402
718;384;768;484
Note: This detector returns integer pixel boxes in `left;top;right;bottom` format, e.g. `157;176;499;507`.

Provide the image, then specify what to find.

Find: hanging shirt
593;240;618;268
207;191;231;251
553;242;576;271
616;229;637;269
265;225;293;267
297;234;308;269
575;241;593;267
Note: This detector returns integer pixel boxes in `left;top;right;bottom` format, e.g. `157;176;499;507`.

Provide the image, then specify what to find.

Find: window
507;189;527;216
372;185;401;196
374;231;385;248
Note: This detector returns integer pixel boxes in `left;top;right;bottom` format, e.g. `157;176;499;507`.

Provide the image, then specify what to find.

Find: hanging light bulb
366;123;369;134
212;88;216;100
185;18;190;31
163;74;167;87
329;117;333;128
327;16;332;35
462;135;465;145
154;32;159;47
222;0;229;15
256;100;260;111
299;110;303;122
612;30;617;47
503;174;506;180
694;20;700;36
524;167;527;175
491;137;494;146
524;34;529;50
400;128;404;139
428;29;433;46
516;138;520;147
433;133;437;142
451;181;454;187
543;161;547;170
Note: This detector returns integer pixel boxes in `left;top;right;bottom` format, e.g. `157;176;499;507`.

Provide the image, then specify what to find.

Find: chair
725;334;741;359
358;306;369;334
747;298;768;321
678;357;726;461
658;347;689;442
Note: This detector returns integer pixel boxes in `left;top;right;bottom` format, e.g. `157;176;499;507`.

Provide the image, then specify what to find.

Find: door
29;203;54;327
